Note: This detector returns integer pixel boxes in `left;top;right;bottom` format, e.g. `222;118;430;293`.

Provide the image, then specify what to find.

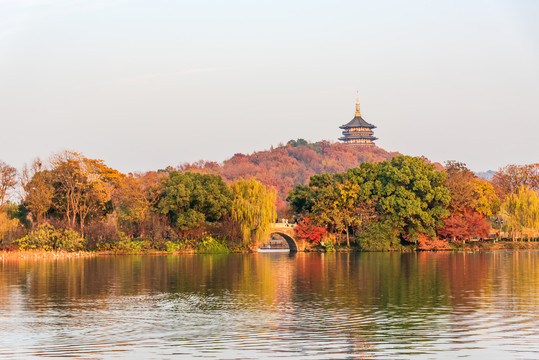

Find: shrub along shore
2;239;539;259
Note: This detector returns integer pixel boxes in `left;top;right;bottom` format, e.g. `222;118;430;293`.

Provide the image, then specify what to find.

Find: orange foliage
417;235;451;251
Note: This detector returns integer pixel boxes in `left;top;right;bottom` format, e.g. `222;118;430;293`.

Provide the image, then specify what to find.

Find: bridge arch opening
270;232;298;252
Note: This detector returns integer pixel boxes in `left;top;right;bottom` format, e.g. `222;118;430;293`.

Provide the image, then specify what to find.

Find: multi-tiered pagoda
339;93;377;145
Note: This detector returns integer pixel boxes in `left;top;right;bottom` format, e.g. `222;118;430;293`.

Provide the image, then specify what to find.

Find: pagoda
339;92;377;145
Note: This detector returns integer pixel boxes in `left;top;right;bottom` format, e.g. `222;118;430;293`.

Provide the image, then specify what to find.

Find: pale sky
1;0;538;173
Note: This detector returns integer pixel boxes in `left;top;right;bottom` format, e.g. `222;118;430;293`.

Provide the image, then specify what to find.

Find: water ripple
0;252;538;359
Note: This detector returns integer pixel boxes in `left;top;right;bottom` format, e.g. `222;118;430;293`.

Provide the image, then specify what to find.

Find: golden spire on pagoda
355;90;361;117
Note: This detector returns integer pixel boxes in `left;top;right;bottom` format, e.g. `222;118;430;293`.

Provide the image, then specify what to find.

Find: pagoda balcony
343;131;373;136
340;134;377;140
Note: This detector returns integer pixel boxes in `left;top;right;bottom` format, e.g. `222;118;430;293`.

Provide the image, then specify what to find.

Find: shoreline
1;241;539;258
0;250;97;260
449;240;539;251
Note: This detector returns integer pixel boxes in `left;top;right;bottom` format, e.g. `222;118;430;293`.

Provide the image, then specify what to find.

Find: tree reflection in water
0;251;538;359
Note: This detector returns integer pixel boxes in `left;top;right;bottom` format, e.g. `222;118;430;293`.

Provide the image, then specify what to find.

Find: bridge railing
271;223;296;229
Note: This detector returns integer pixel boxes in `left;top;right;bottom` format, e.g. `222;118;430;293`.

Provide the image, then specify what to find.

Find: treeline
0;151;277;252
1;141;538;253
289;157;539;250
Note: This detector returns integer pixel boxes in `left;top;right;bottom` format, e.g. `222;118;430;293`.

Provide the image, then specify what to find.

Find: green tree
357;156;450;242
157;171;232;230
230;178;276;247
287;184;317;215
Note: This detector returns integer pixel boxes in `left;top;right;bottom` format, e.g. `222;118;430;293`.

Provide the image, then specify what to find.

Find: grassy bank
454;240;539;251
0;250;97;260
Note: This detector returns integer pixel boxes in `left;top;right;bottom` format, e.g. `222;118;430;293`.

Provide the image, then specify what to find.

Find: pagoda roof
339;115;376;129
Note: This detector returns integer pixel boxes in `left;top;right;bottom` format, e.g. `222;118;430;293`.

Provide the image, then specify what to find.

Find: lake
0;251;538;359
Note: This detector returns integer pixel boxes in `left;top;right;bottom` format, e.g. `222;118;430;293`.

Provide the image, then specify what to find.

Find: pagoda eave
339;125;376;130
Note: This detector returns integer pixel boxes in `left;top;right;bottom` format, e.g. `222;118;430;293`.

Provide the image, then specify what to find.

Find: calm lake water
0;251;538;359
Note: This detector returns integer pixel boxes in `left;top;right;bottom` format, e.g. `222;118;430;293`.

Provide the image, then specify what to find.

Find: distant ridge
475;170;496;181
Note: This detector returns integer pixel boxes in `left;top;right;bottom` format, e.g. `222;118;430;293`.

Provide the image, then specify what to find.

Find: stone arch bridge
269;223;305;252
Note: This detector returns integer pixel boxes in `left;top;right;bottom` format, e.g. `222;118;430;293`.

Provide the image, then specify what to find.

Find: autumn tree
438;161;500;242
23;170;55;225
311;182;365;247
438;209;490;242
470;179;501;217
288;172;376;246
111;172;165;237
492;163;539;199
50;151;124;232
230;178;276;247
444;161;476;215
294;217;326;245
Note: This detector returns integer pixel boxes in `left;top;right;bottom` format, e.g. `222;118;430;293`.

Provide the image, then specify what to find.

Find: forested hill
174;139;402;214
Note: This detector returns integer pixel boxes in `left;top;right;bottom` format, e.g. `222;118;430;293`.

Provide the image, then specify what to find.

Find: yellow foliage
471;179;500;217
502;186;539;237
231;178;276;247
0;210;20;241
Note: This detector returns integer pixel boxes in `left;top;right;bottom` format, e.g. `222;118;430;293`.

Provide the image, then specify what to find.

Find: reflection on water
0;251;538;359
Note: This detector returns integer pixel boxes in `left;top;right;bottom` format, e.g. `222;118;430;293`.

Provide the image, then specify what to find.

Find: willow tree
501;186;539;241
231;178;276;247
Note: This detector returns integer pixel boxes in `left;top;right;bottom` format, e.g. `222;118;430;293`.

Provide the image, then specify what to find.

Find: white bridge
269;223;304;252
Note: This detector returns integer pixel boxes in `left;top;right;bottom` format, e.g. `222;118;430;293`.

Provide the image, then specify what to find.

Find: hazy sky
1;0;538;173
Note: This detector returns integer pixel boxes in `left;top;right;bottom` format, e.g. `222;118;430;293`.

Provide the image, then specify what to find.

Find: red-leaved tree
294;217;327;245
438;209;490;242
